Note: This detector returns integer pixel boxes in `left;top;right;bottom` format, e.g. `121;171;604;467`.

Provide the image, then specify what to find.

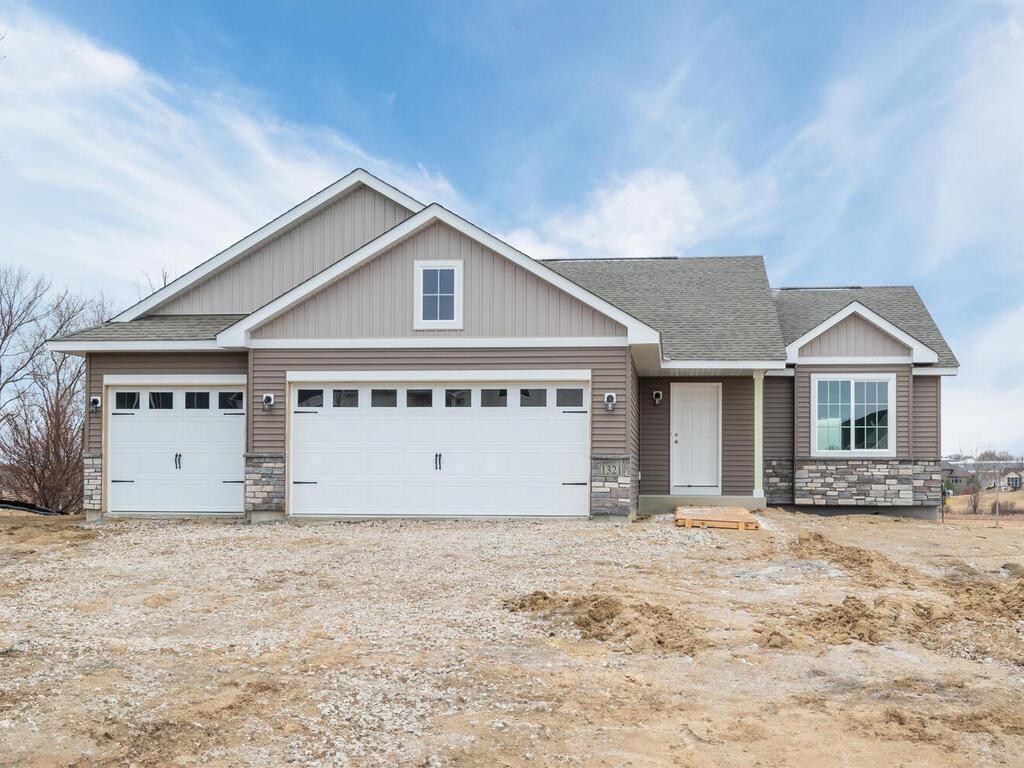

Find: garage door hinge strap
561;482;588;486
292;481;318;485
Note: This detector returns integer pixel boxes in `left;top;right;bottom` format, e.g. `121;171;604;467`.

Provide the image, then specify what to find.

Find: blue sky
1;0;1022;453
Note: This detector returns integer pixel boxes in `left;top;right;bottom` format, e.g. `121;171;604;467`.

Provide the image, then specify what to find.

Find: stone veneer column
245;453;286;522
82;453;103;521
591;455;635;516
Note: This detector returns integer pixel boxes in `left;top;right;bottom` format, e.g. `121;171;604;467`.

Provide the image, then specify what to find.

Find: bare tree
0;267;108;512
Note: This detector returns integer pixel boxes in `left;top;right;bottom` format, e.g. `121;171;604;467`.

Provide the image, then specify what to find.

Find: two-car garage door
289;376;591;517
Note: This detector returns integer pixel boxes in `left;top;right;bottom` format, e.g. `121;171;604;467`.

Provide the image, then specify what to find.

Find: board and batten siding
798;313;910;358
154;184;413;315
85;352;249;454
638;377;755;496
249;347;630;455
251;221;626;340
912;376;941;458
763;376;794;459
794;364;912;458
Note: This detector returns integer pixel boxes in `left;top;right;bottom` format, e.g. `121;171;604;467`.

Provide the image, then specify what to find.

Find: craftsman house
49;169;958;521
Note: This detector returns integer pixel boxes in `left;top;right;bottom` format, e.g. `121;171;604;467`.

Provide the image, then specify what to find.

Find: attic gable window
414;260;463;330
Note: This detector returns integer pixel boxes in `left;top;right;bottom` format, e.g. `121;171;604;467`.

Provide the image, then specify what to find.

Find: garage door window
481;388;507;407
445;389;471;407
407;389;433;408
520;388;547;407
297;389;323;408
219;392;244;410
185;392;210;410
333;389;358;408
115;391;140;410
556;388;584;408
149;392;173;410
371;389;397;407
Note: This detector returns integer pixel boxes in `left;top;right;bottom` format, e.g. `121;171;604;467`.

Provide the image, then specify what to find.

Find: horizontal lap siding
639;377;754;495
912;376;941;458
85;352;249;454
794;364;912;458
250;348;629;455
764;377;794;457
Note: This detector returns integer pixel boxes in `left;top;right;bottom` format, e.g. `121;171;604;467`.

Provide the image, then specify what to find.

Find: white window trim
413;260;463;330
810;372;897;458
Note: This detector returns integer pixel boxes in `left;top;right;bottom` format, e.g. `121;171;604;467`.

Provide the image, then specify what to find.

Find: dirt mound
790;533;914;587
505;590;699;653
943;576;1024;621
796;595;950;645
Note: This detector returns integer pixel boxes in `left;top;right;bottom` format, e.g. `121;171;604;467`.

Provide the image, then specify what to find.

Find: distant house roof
54;314;246;342
772;286;958;368
543;256;786;362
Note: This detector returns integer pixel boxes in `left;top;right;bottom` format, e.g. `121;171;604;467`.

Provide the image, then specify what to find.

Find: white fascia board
661;359;787;370
785;301;939;364
765;369;795;377
249;336;626;349
48;339;220;353
112;169;424;322
913;366;959;376
219;204;661;348
286;369;592;384
798;356;913;365
103;374;247;386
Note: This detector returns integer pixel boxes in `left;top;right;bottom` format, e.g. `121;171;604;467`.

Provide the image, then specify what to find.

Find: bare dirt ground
2;510;1024;767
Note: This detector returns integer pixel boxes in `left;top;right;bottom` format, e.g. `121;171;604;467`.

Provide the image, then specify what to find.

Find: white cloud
0;5;462;305
504;169;704;260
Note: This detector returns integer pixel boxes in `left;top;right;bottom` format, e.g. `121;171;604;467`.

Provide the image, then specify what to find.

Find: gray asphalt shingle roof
543;256;787;361
54;314;245;342
772;286;958;367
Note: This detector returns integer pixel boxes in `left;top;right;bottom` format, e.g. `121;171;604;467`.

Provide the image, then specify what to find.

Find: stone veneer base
793;458;942;506
83;453;103;512
591;455;636;516
245;453;286;516
764;457;794;505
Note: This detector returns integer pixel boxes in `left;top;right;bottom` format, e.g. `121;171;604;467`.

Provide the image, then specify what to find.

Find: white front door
107;386;246;513
670;382;720;494
288;379;591;517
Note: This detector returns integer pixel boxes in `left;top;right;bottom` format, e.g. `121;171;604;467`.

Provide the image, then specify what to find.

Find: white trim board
786;301;938;365
810;372;897;459
798;356;913;365
112;169;424;322
662;359;785;370
48;340;220;353
286;369;592;384
103;374;247;386
218;204;661;349
249;336;626;349
913;367;959;376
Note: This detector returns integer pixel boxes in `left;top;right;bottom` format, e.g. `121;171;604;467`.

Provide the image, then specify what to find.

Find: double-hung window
414;260;463;330
811;373;896;457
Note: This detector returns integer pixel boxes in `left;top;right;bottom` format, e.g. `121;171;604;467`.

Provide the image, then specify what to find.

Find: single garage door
289;377;591;517
107;386;246;513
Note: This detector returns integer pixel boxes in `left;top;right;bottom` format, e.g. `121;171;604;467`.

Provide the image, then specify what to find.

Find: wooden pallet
674;506;760;530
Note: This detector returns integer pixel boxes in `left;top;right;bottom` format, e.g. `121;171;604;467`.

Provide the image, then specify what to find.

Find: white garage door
107;386;246;513
289;378;591;517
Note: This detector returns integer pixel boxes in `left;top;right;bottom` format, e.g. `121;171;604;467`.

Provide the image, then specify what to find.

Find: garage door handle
438;453;443;471
434;452;439;470
562;410;588;414
111;479;135;483
174;452;181;469
222;480;244;484
562;482;588;486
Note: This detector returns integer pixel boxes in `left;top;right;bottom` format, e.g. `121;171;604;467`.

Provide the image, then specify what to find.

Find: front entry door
670;383;720;494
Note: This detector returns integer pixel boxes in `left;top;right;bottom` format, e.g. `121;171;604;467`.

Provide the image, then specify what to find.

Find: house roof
773;286;958;368
54;314;245;342
542;256;786;362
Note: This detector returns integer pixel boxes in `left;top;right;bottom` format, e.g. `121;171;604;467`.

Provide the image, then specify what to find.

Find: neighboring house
48;169;959;521
997;470;1023;492
941;461;973;494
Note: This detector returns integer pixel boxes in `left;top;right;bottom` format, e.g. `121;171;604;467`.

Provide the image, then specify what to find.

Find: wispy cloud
0;5;461;304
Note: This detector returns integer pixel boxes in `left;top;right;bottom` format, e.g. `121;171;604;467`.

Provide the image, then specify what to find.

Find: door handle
434;452;439;470
174;452;181;469
438;453;442;471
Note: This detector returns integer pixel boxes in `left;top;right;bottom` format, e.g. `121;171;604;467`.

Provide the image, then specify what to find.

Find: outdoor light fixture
603;392;617;411
652;390;663;406
89;395;101;414
262;393;275;411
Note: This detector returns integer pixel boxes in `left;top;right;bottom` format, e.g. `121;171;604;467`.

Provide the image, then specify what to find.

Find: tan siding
764;376;794;458
638;377;755;495
85;352;249;454
154;185;412;314
912;376;941;458
627;352;640;460
251;347;629;455
252;221;626;339
799;313;910;358
794;364;912;458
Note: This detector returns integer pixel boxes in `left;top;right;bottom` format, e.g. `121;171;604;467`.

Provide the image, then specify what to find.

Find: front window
812;375;894;456
414;260;462;329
